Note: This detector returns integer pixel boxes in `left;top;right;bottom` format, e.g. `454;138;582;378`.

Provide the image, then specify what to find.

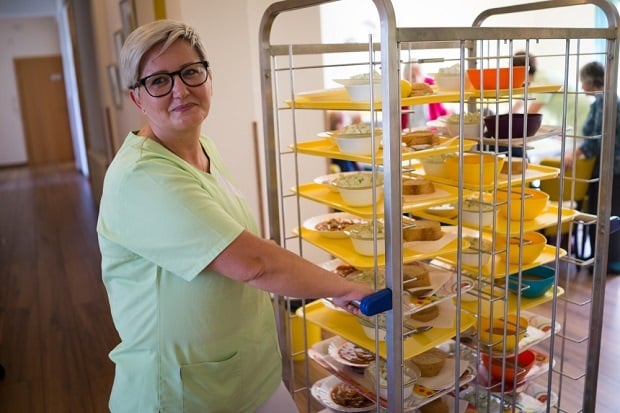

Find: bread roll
409;82;434;96
410;347;448;377
403;178;435;195
402;220;442;241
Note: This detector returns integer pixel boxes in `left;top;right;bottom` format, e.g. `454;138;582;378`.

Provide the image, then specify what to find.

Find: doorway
14;55;74;165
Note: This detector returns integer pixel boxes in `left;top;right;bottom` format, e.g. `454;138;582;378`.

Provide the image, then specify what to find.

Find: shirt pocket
181;351;242;413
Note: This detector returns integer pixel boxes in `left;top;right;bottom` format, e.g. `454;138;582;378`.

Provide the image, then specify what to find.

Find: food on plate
424;203;458;219
351;70;381;81
409;82;434;96
402;219;442;242
334;264;359;277
330;381;374;408
402;262;431;293
337;341;376;365
335;171;384;189
337;123;374;135
446;112;481;124
403;177;435;195
401;129;440;147
501;158;529;174
409;347;448;377
410;304;439;323
314;216;363;232
419;397;449;413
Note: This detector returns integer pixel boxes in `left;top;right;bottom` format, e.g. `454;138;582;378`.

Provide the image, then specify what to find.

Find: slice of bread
402;262;431;292
403;178;435;195
409;82;434;96
410;305;439;323
410;347;448;377
402;220;442;242
402;130;440;146
419;397;449;413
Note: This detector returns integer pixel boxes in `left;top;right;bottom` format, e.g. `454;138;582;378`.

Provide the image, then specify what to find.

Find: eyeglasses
133;61;210;97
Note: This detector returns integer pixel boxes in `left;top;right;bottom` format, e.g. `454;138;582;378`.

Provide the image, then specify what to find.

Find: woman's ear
129;89;146;113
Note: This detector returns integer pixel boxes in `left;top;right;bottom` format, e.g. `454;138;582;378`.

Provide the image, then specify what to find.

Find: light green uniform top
97;132;281;413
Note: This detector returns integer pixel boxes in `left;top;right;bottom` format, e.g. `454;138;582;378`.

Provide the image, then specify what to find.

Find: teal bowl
508;266;555;298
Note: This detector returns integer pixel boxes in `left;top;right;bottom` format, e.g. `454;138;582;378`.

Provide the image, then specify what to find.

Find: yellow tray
409;162;560;191
295;226;465;269
283;84;561;111
460;285;565;319
293;182;460;218
292;137;477;163
297;300;476;359
470;83;562;99
437;244;566;279
413;203;580;237
284;88;465;110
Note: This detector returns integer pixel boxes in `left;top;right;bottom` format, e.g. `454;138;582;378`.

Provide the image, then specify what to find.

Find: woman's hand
331;282;374;315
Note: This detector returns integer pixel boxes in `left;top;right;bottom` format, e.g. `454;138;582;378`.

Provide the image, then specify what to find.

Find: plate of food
302;212;366;239
311;375;376;412
327;336;376;368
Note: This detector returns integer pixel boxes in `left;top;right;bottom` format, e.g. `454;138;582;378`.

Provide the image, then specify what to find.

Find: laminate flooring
0;164;618;412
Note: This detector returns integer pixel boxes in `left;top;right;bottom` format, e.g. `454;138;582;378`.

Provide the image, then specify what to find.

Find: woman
565;61;620;273
97;20;373;412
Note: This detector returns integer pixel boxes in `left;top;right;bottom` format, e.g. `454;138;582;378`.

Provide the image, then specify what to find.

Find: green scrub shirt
97;132;282;412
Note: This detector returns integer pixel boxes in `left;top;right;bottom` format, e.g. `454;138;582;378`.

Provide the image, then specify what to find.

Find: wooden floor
0;163;618;412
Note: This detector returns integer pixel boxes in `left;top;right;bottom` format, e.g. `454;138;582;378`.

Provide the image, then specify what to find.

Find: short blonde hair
119;19;208;90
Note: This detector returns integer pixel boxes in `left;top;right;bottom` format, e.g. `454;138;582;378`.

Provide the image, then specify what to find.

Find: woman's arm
207;230;374;309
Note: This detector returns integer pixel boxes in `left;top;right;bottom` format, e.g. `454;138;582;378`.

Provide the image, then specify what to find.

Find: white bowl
345;222;385;256
419;155;448;178
333;172;384;206
335;134;381;155
461;237;493;267
433;73;461;90
345;83;382;102
461;198;496;228
367;359;420;399
445;122;481;138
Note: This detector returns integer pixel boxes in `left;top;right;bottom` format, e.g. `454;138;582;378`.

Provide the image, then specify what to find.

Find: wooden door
14;56;74;165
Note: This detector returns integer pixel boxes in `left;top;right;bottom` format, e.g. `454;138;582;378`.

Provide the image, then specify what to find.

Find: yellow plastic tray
413;203;580;236
283;84;561;111
460;285;565;319
409;162;560;191
437;244;567;279
284;88;465;110
297;300;476;359
295;226;465;269
292;137;477;163
292;182;460;218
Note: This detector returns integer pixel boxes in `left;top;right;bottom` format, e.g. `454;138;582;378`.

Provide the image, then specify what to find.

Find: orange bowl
497;231;547;264
496;188;550;221
467;66;526;90
481;349;536;383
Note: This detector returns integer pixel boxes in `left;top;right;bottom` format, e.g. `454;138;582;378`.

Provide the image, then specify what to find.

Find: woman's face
130;39;212;136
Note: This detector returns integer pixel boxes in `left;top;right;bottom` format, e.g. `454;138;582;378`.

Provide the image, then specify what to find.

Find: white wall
0;16;61;165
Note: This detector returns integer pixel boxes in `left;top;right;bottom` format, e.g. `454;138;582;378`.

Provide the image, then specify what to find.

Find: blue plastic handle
356;288;392;316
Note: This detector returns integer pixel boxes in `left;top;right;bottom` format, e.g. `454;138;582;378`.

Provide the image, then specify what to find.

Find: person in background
401;62;448;130
96;20;373;413
564;61;620;273
512;51;591;161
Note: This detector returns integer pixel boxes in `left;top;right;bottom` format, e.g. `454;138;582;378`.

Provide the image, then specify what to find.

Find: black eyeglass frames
132;61;210;97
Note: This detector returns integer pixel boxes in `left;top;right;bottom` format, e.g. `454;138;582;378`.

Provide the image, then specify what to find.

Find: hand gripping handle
352;288;392;316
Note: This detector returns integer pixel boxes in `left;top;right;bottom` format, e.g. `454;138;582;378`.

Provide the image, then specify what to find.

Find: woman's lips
171;102;196;112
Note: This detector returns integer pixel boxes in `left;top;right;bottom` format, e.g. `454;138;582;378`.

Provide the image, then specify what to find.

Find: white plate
302;212;365;239
310;375;376;412
313;173;340;192
327;337;376;368
415;358;470;391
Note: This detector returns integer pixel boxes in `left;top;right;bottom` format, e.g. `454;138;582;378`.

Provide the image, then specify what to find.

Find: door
14;55;74;165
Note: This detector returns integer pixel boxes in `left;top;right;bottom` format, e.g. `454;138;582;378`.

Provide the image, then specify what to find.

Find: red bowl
467;66;526;90
481;349;536;383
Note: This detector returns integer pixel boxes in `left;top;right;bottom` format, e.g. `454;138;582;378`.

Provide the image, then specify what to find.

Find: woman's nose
171;74;190;97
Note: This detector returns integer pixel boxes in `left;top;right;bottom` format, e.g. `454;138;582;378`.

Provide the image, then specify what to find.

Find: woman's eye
148;75;170;87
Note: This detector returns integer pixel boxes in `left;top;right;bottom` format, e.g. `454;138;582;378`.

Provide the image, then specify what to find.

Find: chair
539;156;596;259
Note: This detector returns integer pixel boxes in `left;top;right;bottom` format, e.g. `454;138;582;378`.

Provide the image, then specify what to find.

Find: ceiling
0;0;56;17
